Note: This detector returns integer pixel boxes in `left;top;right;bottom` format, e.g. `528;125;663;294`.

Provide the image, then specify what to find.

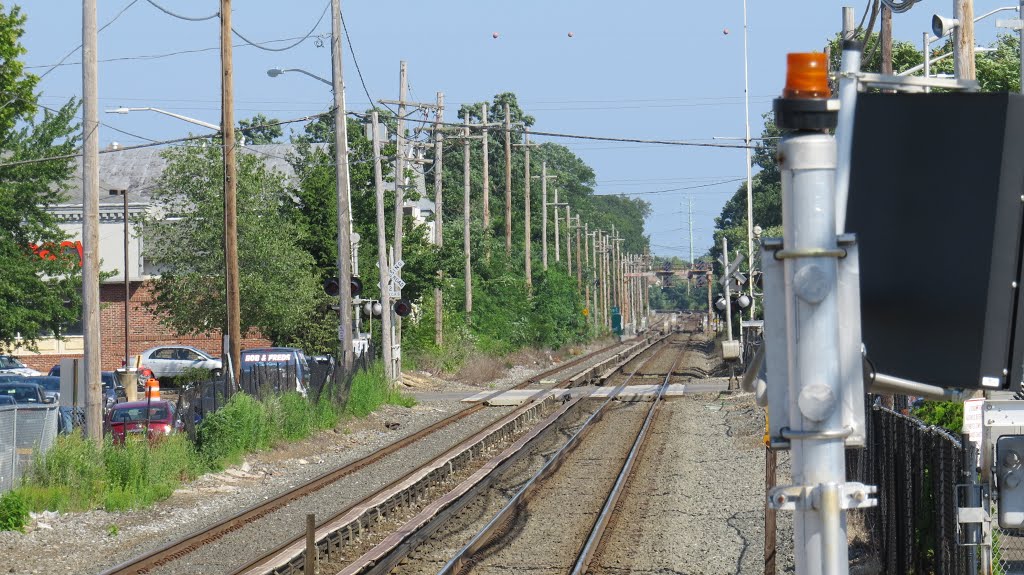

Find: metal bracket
955;483;993;547
773;247;847;260
780;426;854;440
768;482;878;511
845;71;980;93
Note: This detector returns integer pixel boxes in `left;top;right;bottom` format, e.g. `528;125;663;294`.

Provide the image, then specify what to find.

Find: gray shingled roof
60;144;312;207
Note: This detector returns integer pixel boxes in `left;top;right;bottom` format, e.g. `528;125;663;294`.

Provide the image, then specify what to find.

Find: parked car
0;395;14;406
0;356;40;377
0;381;53;405
240;347;311;395
23;376;61;403
105;400;182;444
137;346;222;379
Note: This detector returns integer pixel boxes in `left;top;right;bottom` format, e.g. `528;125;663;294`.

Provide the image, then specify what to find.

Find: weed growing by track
0;367;416;530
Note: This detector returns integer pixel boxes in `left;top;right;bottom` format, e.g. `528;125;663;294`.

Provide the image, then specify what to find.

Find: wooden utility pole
954;0;977;80
565;206;573;277
220;0;242;388
553;188;561;262
481;102;490;231
82;0;102;442
602;233;611;328
433;92;444;346
503;102;513;255
120;189;130;373
394;62;408;266
537;163;555;270
574;215;582;291
585;224;592;325
880;4;893;75
516;132;537;288
330;0;354;375
370;112;394;381
463;112;473;320
609;226;618;307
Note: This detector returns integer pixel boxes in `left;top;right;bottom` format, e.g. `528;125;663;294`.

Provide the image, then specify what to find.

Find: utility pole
610;226;619;307
954;0;977;80
503;102;512;255
515;133;537;288
565;205;573;277
537;163;556;270
463;112;473;320
687;197;694;296
220;0;242;389
120;189;130;373
585;224;592;325
481;102;490;231
553;189;562;263
370;112;395;381
82;0;102;443
433;92;444;346
394;61;408;267
880;4;893;75
574;215;582;291
330;0;354;375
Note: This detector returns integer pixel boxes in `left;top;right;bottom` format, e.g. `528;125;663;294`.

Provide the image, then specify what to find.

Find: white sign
964;397;984;468
392;259;405;270
390;276;406;289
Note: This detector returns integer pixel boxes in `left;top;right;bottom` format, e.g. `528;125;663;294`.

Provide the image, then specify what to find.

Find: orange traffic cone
144;377;160;400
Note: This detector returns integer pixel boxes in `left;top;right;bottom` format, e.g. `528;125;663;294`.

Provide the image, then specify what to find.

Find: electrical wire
597;178;747;197
38;101;160;144
338;8;395;116
143;0;217;21
231;2;330;52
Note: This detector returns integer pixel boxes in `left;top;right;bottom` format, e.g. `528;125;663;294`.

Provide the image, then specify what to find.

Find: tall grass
345;362;417;417
0;366;414;531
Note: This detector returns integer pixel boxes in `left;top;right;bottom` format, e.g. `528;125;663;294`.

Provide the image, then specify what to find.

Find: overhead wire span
143;0;217;21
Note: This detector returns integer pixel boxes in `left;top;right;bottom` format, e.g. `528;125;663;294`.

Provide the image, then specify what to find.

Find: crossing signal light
323;277;340;297
393;298;413;317
350;277;363;298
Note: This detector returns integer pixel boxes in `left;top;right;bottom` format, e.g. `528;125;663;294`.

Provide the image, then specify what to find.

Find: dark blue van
239;347;311;395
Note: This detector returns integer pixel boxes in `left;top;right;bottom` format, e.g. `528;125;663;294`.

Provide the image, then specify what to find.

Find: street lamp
266;67;332;88
105;107;220;132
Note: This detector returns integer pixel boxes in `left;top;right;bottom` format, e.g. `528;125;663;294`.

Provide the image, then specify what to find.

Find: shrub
196;393;272;468
0;491;28;532
346;362;416;417
912;400;963;434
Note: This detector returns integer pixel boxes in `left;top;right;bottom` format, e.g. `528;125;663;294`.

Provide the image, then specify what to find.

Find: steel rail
570;341;686;575
98;335;640;575
436;331;688;575
233;332;670;575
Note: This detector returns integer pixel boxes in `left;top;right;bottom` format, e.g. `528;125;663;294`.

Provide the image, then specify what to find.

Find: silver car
138;346;222;379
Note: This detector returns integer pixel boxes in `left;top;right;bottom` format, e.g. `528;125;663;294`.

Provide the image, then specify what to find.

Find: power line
596;178;747;196
231;2;330;52
338;7;395;115
143;0;217;21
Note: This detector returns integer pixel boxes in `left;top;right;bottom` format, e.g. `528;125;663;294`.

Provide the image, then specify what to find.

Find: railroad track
98;320;670;575
258;326;703;575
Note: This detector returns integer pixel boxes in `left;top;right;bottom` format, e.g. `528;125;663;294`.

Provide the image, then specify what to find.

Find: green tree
140;143;320;345
0;6;81;350
238;113;282;145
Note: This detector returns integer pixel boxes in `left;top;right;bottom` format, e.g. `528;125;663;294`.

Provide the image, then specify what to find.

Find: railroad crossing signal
718;251;747;289
387;259;405;298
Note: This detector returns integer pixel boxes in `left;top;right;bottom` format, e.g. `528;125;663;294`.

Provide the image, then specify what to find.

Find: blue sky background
16;1;1014;260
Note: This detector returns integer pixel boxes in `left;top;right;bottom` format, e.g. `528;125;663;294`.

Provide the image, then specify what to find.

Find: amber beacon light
783;53;830;99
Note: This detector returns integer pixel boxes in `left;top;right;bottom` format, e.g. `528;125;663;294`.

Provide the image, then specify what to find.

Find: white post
723;236;733;342
370;113;394;381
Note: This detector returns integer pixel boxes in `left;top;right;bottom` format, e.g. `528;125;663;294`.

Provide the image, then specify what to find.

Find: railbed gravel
0;338;630;575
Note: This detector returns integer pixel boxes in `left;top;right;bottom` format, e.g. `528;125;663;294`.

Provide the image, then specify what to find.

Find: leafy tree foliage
140;144;319;345
0;6;81;350
238;113;283;145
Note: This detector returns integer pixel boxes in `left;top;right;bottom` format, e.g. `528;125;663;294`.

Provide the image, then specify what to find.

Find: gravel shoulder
0;339;620;575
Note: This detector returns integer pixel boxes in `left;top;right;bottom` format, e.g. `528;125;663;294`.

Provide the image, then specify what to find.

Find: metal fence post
963;432;981;575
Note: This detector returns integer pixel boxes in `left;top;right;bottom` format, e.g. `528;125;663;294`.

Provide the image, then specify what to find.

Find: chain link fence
846;402;970;575
0;405;59;494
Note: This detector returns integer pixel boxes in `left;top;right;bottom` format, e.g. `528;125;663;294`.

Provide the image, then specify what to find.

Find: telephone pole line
370;112;394;381
82;0;102;442
330;0;354;375
537;163;556;270
432;92;444;346
515;133;538;288
503;102;513;255
463;112;473;321
880;4;893;75
565;205;573;277
954;0;977;80
585;224;592;325
220;0;242;388
574;215;583;291
394;62;408;268
481;102;490;231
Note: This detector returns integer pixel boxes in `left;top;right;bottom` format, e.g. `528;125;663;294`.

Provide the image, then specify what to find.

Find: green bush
0;491;29;532
196;393;273;468
346;362;416;417
912;400;963;434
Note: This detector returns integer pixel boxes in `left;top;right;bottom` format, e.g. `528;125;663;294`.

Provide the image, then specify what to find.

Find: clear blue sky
16;1;1013;260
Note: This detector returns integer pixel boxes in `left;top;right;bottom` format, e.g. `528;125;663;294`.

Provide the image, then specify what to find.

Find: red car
106;400;182;444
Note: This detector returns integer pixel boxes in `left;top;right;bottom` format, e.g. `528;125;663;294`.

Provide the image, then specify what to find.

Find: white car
0;355;41;377
138;346;222;379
